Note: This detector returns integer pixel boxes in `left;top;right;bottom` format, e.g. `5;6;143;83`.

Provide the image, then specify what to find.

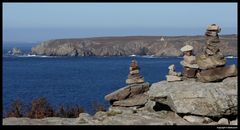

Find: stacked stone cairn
180;45;199;79
105;59;150;108
166;64;182;82
196;24;237;82
126;60;145;84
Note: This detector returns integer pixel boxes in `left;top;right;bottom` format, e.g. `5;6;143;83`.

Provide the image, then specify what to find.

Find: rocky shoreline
3;77;238;125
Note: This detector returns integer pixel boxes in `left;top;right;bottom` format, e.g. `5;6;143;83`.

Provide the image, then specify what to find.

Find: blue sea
2;43;237;115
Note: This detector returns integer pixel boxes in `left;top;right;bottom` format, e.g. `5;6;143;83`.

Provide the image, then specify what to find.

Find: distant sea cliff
31;35;237;57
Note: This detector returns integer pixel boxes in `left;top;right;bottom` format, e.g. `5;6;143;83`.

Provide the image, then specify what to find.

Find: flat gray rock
147;77;237;117
112;94;148;107
105;82;150;102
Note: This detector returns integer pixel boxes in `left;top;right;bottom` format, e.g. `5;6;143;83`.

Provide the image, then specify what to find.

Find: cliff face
31;35;237;56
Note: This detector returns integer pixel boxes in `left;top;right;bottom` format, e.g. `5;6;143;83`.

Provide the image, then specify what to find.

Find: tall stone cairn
196;24;226;70
196;24;237;82
126;60;144;84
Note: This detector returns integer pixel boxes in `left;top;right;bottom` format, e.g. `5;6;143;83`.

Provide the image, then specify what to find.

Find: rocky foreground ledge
3;77;238;125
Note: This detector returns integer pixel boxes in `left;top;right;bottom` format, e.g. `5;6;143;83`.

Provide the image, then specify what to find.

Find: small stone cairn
105;59;150;107
166;64;182;82
180;45;199;78
126;59;144;84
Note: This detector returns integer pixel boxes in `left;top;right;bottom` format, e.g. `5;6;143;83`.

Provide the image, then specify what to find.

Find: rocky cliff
31;35;237;56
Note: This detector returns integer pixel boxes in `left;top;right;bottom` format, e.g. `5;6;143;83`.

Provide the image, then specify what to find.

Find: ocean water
2;46;237;115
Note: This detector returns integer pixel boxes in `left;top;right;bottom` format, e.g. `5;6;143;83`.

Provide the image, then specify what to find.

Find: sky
3;3;238;43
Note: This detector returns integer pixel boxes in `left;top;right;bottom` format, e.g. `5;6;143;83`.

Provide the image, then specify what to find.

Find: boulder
112;94;148;107
218;118;229;125
166;75;182;82
105;82;150;102
196;54;226;70
230;119;237;125
197;65;237;82
147;77;237;117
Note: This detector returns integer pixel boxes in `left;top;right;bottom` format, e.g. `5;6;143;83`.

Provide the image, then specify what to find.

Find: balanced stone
126;78;144;85
126;60;144;84
180;45;199;78
180;56;199;69
207;24;221;32
130;70;139;75
166;75;182;82
166;64;182;82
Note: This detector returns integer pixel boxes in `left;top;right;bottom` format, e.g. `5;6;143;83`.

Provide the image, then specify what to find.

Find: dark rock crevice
152;102;173;112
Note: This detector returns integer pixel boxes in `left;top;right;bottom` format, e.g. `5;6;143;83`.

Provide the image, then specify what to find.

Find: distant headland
30;34;237;57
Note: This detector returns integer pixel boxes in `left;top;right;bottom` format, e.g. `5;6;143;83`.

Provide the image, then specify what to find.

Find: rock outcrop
3;110;191;125
31;35;237;57
7;48;23;56
147;77;237;117
104;82;150;106
3;77;237;125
